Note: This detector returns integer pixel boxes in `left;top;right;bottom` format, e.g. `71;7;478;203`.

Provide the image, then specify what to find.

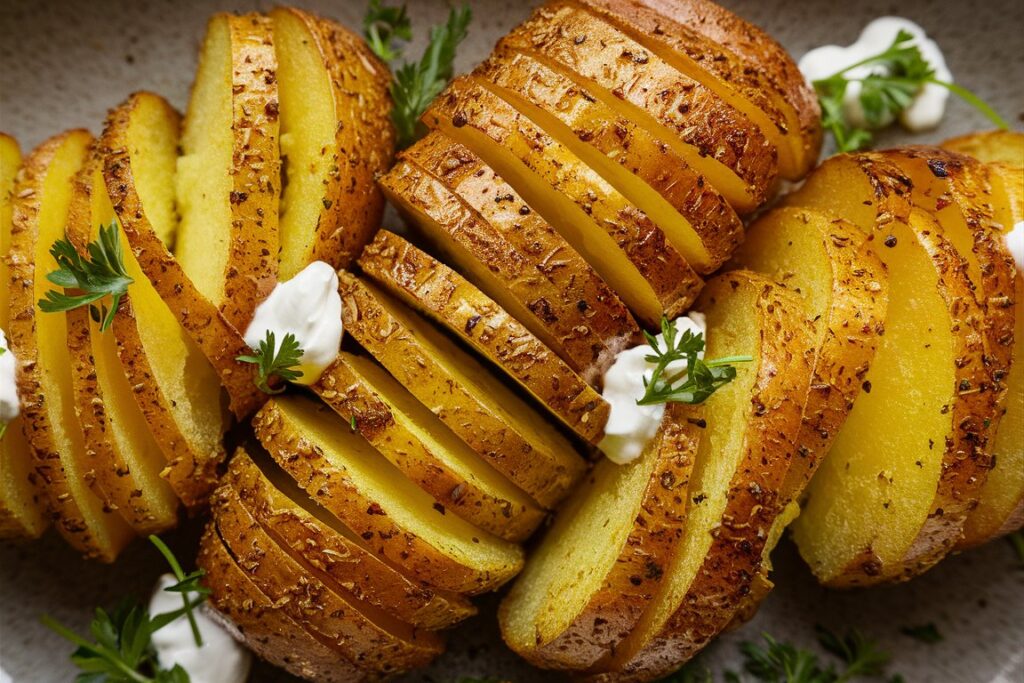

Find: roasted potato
175;13;280;329
359;230;610;444
500;402;704;671
941;129;1024;168
9;130;134;560
0;133;47;539
338;273;585;509
252;395;524;595
422;79;702;327
313;351;545;541
381;133;641;384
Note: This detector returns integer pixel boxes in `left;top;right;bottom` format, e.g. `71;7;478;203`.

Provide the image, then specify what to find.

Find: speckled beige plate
1;0;1023;681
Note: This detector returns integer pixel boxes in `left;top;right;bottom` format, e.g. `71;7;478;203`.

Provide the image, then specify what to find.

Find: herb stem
149;535;204;648
927;78;1010;129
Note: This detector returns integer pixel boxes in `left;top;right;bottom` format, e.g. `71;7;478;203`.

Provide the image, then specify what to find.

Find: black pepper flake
451;112;467;128
927;159;949;178
686;417;707;428
519;205;531;215
465;315;481;333
433;502;446;515
862;380;872;393
576;300;589;312
884;235;897;248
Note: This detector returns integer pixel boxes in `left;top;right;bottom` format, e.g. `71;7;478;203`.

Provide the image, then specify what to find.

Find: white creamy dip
799;17;952;132
599;314;706;465
1007;222;1024;272
148;574;251;683
0;329;19;425
243;261;343;385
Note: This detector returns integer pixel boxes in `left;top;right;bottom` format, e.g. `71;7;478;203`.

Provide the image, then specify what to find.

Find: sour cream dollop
243;261;343;386
1007;222;1024;272
0;329;19;425
799;17;952;132
599;314;706;465
148;574;251;683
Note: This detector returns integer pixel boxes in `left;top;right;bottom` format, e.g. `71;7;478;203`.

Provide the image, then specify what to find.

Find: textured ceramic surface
1;0;1023;681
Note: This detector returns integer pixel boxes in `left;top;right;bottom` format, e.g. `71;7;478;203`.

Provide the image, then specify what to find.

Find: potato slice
789;157;995;584
595;271;815;679
639;0;821;164
339;273;584;509
312;351;545;540
730;206;888;502
0;133;47;539
576;0;819;179
198;525;368;683
359;230;609;444
382;135;640;382
213;483;445;675
501;2;777;213
271;7;394;277
942;129;1024;168
499;403;703;670
9;130;134;560
175;13;280;329
253;395;524;595
226;447;476;629
64;149;179;532
102;92;264;421
423;78;701;328
474;51;744;273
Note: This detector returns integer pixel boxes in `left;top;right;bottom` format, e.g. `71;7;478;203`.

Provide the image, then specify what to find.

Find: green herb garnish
236;330;304;394
637;317;752;406
38;222;134;332
813;29;1008;152
363;1;472;148
42;535;210;683
900;623;942;644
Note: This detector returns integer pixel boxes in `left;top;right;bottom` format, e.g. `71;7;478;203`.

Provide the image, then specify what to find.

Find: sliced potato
253;395;524;595
474;50;744;273
941;129;1024;168
500;403;703;671
271;7;394;277
175;13;280;328
359;230;609;444
790;157;995;584
9;130;134;560
64;149;178;532
729;206;888;501
198;525;369;683
640;0;821;164
339;273;584;509
226;447;476;629
0;133;47;539
312;351;545;541
577;0;818;179
501;2;777;212
213;483;445;675
102;91;264;421
594;271;815;679
422;78;702;327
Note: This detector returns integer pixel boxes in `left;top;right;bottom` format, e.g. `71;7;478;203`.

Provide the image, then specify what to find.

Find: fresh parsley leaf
236;330;304;395
364;1;472;148
636;316;752;406
815;625;890;680
899;623;942;644
43;536;208;683
38;222;134;332
363;0;412;62
812;29;1008;152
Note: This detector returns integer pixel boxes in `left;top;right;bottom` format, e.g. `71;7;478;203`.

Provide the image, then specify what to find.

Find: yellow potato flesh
275;394;521;574
272;8;336;280
792;213;954;580
175;14;233;305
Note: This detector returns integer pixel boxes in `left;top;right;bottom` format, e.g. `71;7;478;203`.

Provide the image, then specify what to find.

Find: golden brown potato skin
252;398;523;595
199;525;370;683
100;93;264;421
499;402;703;671
595;272;816;682
225;449;476;630
359;229;610;444
338;273;585;509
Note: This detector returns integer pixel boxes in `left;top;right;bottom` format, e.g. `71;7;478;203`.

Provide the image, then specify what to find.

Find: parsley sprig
236;330;304;394
38;222;134;332
363;1;472;148
637;317;752;406
813;29;1008;152
42;535;210;683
